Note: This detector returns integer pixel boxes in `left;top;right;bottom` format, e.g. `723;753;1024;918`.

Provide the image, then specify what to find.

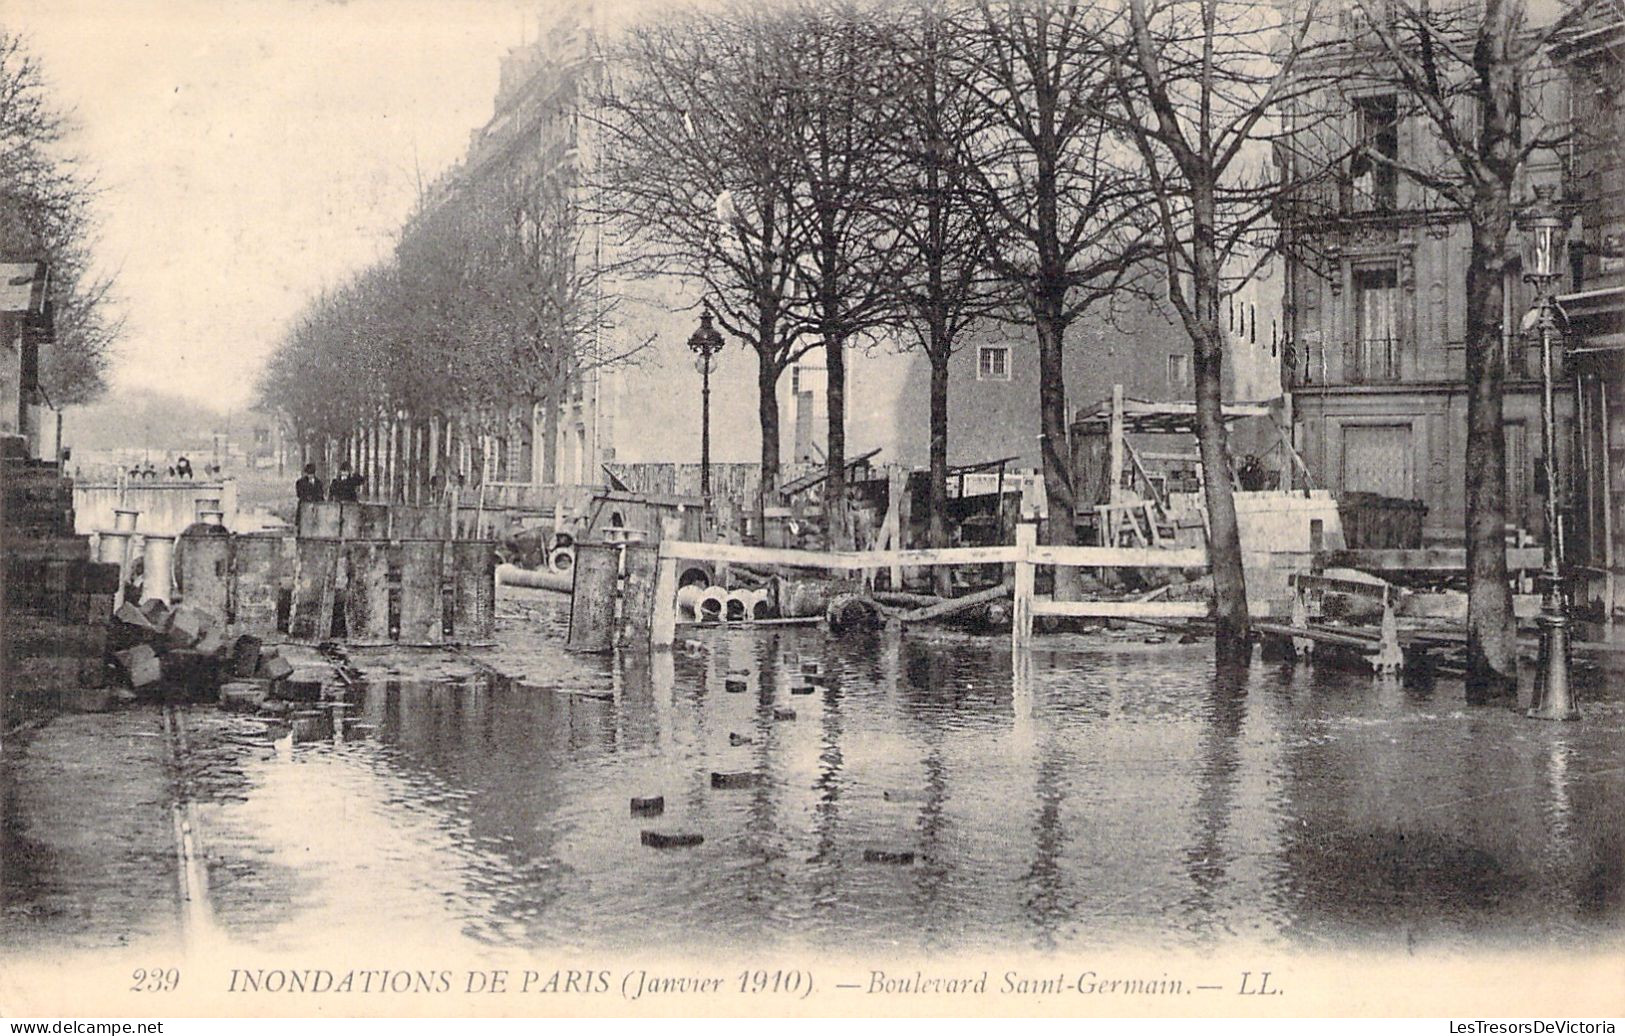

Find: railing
648;521;1210;652
1350;337;1402;383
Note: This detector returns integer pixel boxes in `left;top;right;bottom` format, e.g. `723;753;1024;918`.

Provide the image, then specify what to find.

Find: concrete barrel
113;508;140;531
142;534;177;605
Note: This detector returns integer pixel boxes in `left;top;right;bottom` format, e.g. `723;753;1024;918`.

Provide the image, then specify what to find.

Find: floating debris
711;771;758;789
882;789;929;803
630;796;665;816
724;679;747;693
728;732;753;746
863;849;916;865
790;685;815;696
772;707;796;721
641;831;704;849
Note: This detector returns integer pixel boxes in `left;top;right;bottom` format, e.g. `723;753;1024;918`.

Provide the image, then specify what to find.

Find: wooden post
1012;521;1037;649
886;466;903;589
650;553;678;650
1601;380;1615;629
649;517;682;650
1108;384;1125;509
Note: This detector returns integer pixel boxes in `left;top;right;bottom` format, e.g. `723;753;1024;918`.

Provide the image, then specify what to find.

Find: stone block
166;605;218;648
256;650;294;681
113;644;161;688
218;680;270;711
630;796;665;816
163;649;224;694
114;601;156;632
229;635;262;677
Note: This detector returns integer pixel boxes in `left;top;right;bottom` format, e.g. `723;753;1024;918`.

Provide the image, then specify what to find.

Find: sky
8;0;547;411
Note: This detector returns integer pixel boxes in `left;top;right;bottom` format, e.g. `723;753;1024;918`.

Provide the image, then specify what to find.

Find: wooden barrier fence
649;520;1210;651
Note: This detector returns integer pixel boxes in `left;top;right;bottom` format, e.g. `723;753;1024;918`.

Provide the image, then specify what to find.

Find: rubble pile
104;601;312;711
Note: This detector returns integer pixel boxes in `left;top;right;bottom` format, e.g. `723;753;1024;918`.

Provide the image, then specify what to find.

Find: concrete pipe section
142;535;178;605
113;508;140;532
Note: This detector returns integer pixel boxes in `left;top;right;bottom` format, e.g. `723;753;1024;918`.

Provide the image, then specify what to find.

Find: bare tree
0;31;119;407
593;4;823;521
882;0;1009;590
1107;0;1322;652
770;0;908;548
960;0;1156;596
1338;0;1596;699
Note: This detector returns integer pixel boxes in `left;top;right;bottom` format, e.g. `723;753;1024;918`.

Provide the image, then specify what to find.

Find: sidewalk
0;709;182;952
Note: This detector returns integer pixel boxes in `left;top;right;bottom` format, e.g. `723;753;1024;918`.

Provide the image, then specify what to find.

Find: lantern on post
1516;183;1578;721
687;305;725;500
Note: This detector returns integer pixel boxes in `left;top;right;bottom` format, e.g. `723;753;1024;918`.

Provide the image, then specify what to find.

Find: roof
1071;396;1276;435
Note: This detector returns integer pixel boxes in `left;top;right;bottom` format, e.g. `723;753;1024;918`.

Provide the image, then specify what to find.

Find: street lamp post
687;305;724;501
1517;183;1579;721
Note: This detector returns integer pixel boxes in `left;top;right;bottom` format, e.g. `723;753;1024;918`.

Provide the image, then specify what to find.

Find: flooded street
7;593;1621;961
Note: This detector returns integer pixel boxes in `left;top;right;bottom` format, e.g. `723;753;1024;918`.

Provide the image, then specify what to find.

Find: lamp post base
1527;610;1580;721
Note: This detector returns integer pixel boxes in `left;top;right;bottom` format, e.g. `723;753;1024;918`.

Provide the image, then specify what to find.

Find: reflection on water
177;626;1624;955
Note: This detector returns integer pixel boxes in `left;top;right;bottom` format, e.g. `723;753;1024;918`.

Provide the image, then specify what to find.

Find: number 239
130;968;180;992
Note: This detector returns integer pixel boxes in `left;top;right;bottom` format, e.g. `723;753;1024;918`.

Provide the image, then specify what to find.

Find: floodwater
5;606;1625;958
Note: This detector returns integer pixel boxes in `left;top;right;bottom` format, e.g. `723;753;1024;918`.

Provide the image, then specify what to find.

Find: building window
978;345;1011;381
1167;353;1191;391
1351;95;1399;211
1354;266;1401;382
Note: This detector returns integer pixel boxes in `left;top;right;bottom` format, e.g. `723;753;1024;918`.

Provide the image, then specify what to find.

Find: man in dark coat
295;464;325;502
328;461;364;502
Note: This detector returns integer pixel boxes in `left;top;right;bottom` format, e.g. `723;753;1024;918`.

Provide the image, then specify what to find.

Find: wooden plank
650;554;679;649
618;542;659;648
298;502;342;538
343;502;389;539
1031;598;1210;619
1028;544;1208;568
567;542;619;653
451;540;495;640
288;539;339;640
658;540;1023;569
1013;523;1036;646
342;540;391;641
397;540;444;644
176;531;230;616
229;533;288;634
1328;547;1545;571
394;505;449;539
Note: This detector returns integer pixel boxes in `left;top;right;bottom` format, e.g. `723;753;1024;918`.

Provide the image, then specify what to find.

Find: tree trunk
1034;293;1081;599
1191;196;1250;657
1463;204;1518;701
757;351;781;534
541;389;560;487
928;342;952;597
825;327;849;550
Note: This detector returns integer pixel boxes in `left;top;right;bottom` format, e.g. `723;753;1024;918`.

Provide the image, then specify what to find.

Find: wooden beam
1031;598;1210;619
1327;547;1545;572
1012;523;1036;647
1028;544;1207;568
658;540;1023;569
899;580;1012;623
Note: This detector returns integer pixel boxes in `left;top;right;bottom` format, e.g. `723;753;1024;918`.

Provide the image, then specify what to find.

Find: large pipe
548;545;575;574
142;534;177;605
96;530;134;606
742;588;771;620
725;589;750;622
676;584;703;619
496;563;573;593
696;586;727;622
113;508;140;531
198;510;225;526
